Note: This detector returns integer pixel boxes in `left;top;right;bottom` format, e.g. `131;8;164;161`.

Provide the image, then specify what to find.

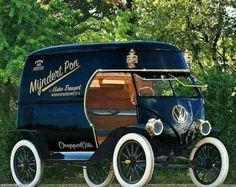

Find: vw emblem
172;105;188;124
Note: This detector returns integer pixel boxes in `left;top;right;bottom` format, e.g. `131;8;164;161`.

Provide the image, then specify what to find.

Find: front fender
89;124;149;162
8;129;49;160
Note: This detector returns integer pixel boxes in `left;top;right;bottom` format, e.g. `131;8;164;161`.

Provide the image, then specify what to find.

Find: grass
40;163;192;184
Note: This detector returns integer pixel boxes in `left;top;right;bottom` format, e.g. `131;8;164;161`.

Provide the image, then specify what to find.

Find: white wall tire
83;160;115;187
189;137;229;187
113;133;154;187
10;140;44;187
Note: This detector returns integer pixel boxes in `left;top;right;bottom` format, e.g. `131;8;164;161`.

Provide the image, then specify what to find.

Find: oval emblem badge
172;105;188;124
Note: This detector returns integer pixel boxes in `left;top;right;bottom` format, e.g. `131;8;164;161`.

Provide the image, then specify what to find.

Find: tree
43;0;132;42
0;0;132;182
0;0;48;124
132;0;236;71
0;0;50;181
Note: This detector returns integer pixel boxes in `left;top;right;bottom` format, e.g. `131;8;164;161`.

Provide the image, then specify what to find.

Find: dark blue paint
17;42;200;154
137;96;205;144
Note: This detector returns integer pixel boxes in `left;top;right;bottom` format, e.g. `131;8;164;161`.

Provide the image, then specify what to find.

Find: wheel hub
124;159;131;164
124;157;137;167
19;163;25;168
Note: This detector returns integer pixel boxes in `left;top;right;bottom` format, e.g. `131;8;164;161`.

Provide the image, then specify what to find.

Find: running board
47;151;94;162
154;155;192;169
155;163;191;169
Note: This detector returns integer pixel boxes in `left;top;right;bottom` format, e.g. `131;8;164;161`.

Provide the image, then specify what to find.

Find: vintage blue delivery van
10;42;229;187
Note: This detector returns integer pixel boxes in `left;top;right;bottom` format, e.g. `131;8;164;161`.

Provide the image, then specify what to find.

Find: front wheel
83;159;115;187
189;137;229;187
10;140;44;187
113;133;154;187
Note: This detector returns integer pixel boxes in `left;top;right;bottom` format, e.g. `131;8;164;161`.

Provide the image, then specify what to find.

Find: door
86;72;137;144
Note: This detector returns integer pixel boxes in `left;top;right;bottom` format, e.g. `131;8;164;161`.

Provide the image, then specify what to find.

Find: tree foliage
132;0;236;71
203;70;236;182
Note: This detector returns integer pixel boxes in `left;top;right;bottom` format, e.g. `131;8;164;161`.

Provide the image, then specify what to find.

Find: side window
134;74;173;97
153;80;173;96
86;72;137;144
133;74;154;96
171;77;198;97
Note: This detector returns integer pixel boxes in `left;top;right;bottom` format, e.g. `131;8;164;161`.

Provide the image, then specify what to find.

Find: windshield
133;74;200;97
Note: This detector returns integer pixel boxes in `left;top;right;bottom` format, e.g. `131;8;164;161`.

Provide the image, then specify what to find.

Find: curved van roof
29;41;181;56
26;41;189;73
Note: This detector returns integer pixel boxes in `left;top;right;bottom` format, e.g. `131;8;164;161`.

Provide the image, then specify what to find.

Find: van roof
29;41;181;56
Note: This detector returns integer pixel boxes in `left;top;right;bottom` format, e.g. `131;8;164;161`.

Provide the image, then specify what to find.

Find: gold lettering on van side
29;59;80;96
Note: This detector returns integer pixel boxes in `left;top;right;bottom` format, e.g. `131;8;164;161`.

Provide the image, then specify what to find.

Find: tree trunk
210;1;224;70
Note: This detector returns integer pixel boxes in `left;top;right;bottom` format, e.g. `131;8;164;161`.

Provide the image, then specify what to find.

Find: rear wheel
83;159;115;187
189;137;229;187
10;140;44;187
113;133;154;187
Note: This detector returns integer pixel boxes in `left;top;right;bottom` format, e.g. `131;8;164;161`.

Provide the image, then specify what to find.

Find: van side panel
17;52;106;152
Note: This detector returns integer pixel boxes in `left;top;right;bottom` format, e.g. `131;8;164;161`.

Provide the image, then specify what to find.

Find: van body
10;42;229;187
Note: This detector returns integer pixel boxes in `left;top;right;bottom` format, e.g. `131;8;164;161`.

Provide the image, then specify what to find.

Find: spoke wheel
83;160;114;187
117;140;146;184
192;144;221;184
189;137;229;187
14;146;37;183
10;140;43;187
113;133;154;187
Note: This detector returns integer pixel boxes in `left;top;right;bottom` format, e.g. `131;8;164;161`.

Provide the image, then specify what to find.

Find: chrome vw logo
172;105;188;124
